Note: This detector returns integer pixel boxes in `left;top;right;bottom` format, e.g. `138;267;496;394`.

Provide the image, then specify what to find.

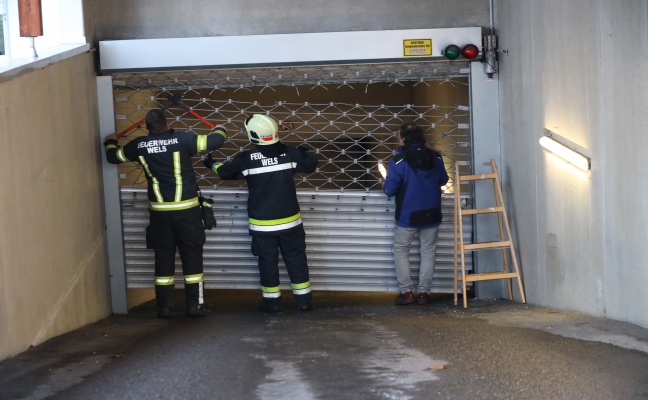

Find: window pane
0;17;4;55
0;0;5;57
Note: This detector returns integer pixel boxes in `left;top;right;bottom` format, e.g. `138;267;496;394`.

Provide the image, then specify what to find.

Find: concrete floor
1;290;648;400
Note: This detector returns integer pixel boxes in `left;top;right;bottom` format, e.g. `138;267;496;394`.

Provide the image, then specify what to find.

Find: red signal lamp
462;44;480;59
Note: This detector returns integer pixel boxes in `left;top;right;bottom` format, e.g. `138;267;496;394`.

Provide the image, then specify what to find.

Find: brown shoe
395;291;415;305
416;292;431;305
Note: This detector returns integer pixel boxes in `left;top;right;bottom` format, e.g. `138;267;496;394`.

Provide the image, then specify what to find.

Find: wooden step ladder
453;160;526;308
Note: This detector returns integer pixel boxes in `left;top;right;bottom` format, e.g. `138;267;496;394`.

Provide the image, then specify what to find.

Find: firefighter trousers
251;225;312;307
148;207;206;308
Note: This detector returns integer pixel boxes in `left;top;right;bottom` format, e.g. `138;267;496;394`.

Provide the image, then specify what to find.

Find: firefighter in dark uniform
103;109;226;318
203;114;318;312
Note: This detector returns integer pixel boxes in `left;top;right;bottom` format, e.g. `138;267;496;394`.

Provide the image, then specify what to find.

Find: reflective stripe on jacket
104;127;226;211
213;142;317;234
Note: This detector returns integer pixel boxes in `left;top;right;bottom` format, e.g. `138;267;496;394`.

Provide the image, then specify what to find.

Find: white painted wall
496;0;648;328
0;53;112;360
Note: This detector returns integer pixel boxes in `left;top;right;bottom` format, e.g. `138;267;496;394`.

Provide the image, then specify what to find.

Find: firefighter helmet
245;114;279;145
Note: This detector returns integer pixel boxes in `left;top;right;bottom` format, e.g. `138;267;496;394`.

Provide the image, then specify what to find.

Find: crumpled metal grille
111;62;472;193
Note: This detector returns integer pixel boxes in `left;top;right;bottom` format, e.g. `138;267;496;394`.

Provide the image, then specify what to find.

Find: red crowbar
176;100;216;129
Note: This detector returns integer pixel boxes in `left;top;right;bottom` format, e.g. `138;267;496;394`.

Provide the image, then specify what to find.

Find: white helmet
245;114;279;145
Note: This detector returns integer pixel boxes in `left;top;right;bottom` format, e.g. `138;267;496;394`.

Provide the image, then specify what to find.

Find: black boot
187;304;207;317
155;286;175;318
184;281;206;317
258;298;281;313
295;292;313;311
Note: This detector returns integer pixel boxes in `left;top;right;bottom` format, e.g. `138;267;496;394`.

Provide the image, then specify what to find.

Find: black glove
199;197;216;230
103;138;118;147
297;145;311;156
202;153;217;170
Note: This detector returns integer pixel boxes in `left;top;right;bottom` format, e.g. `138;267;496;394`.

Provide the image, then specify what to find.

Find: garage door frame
98;29;501;314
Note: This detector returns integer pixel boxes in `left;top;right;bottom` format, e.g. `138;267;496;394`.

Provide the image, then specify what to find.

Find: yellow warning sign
403;39;432;56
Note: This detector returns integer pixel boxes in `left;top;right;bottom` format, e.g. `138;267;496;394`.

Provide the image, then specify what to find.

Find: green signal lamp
442;44;461;60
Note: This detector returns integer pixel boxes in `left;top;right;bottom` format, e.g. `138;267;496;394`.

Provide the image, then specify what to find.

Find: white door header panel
99;27;481;73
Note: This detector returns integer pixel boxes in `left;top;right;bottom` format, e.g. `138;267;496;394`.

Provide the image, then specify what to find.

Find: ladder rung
460;206;504;215
454;160;528;308
458;271;520;282
458;241;511;251
459;172;498;182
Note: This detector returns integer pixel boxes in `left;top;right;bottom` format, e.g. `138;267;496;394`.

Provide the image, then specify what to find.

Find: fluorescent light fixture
377;162;387;178
539;134;591;171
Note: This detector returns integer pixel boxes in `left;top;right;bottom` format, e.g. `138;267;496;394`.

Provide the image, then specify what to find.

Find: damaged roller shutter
111;62;474;293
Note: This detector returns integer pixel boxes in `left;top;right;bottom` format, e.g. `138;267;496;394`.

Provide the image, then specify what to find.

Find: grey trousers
393;225;439;293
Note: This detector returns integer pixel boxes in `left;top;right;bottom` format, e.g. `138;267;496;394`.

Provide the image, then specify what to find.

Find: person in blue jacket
383;122;449;305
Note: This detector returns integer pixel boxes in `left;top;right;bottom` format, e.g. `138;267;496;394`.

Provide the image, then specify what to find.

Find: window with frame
0;0;84;62
0;0;7;56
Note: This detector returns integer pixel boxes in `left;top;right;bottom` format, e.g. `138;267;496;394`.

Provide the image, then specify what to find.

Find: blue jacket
383;145;449;228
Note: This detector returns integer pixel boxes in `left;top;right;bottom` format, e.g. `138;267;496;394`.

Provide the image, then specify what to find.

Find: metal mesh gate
110;61;474;293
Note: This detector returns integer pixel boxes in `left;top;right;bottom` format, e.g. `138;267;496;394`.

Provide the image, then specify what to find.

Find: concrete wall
83;0;490;45
0;53;112;360
495;0;648;328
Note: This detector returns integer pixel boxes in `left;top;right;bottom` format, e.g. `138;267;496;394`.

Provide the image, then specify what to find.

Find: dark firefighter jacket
212;142;317;235
104;127;226;211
